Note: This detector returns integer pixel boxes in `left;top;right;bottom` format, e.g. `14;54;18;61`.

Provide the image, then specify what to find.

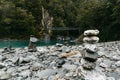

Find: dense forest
0;0;120;41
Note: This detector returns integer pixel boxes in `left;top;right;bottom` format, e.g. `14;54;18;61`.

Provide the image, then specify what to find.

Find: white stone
35;69;58;78
107;77;115;80
30;36;38;42
19;70;31;77
85;75;106;80
83;43;98;52
70;53;82;58
17;65;30;71
81;69;106;80
83;36;99;43
98;52;105;57
84;29;99;36
100;59;112;68
38;47;49;53
0;71;12;80
112;55;120;60
7;67;17;73
115;61;120;67
56;43;63;47
27;55;37;61
63;63;77;71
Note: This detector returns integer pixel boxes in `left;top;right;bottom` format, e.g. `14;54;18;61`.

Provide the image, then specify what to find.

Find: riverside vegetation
0;0;120;41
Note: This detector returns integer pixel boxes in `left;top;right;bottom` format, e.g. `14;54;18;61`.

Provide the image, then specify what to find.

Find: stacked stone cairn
82;29;99;70
2;45;15;53
28;35;38;52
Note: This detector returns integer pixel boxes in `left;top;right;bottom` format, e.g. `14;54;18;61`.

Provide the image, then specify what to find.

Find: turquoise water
0;40;61;48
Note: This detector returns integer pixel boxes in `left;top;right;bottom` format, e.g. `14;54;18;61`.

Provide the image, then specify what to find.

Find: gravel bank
0;41;120;80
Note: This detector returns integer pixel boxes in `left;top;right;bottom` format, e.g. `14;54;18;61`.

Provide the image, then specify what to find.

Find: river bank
0;41;120;80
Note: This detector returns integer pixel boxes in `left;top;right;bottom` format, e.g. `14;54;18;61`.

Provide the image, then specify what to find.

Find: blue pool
0;40;61;48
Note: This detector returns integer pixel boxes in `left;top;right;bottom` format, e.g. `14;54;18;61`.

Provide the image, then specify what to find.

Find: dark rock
56;49;62;52
86;48;97;54
0;63;6;69
56;58;65;68
14;58;20;66
48;76;56;80
81;58;96;70
83;52;98;62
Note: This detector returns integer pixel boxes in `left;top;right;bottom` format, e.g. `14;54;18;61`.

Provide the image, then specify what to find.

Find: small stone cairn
2;45;15;53
82;29;99;70
28;35;38;52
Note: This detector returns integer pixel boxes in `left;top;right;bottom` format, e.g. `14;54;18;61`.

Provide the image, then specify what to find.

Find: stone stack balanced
28;35;38;52
82;29;99;70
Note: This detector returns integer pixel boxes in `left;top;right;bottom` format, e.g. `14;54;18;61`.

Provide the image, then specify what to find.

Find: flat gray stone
107;77;115;80
0;71;12;80
63;63;77;71
107;72;120;80
19;70;31;77
48;76;56;80
100;59;112;68
115;61;120;67
112;55;120;60
81;69;106;80
0;55;2;61
35;69;58;78
62;46;71;53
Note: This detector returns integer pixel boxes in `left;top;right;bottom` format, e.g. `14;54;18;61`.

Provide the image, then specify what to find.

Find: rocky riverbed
0;41;120;80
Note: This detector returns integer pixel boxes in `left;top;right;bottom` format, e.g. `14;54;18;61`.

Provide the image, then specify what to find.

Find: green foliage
0;0;35;39
0;0;120;41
